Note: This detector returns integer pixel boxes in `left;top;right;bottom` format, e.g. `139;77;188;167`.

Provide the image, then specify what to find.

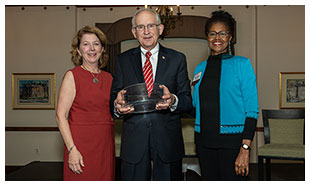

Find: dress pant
121;128;182;181
196;145;244;181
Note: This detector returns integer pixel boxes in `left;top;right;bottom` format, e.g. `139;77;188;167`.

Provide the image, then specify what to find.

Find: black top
196;53;257;149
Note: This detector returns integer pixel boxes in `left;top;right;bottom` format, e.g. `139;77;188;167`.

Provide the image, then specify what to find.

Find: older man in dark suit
110;8;192;181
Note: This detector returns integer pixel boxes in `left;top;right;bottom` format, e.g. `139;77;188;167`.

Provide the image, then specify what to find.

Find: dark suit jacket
110;44;192;164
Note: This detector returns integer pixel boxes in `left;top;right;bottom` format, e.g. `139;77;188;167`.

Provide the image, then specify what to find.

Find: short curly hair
70;26;108;69
205;10;236;41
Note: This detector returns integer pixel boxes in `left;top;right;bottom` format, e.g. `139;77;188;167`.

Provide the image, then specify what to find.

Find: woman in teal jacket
192;10;259;180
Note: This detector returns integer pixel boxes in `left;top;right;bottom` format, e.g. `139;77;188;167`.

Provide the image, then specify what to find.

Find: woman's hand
68;146;84;174
235;140;251;176
235;148;250;176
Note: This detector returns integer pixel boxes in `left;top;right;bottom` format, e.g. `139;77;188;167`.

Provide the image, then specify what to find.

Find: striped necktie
143;51;153;97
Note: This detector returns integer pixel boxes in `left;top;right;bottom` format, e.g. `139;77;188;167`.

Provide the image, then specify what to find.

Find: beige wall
255;6;305;162
5;5;305;165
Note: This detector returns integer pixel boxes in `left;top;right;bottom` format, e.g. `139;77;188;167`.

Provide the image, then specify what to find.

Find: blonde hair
70;26;108;69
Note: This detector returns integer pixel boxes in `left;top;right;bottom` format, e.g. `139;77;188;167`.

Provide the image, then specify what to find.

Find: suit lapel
131;47;145;83
155;44;168;84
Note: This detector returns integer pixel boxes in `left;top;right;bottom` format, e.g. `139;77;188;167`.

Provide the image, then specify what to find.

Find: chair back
262;109;305;144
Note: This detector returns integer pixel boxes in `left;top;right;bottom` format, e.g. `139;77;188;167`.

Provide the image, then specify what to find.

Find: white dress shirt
140;44;159;81
140;43;178;110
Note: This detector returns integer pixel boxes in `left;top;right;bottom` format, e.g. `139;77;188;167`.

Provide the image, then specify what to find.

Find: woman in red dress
56;26;115;181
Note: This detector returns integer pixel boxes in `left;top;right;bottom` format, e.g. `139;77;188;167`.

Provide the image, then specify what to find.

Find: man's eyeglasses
207;31;230;39
135;24;160;31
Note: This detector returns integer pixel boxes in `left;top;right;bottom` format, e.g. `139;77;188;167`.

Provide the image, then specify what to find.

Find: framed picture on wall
279;72;305;109
12;73;56;110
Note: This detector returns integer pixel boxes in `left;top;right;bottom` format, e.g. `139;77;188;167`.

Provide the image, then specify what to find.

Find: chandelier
145;5;183;39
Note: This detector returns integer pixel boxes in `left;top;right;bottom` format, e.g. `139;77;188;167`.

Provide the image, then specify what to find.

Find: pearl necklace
82;65;100;84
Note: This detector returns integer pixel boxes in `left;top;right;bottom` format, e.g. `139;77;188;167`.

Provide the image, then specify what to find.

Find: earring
228;42;232;55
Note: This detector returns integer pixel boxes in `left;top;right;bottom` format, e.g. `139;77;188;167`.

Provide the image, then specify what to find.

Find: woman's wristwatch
241;143;251;150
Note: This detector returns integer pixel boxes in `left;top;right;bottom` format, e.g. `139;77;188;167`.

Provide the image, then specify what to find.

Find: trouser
121;128;182;181
196;145;244;181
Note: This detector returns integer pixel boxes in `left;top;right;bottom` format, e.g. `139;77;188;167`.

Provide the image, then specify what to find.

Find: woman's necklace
81;65;100;84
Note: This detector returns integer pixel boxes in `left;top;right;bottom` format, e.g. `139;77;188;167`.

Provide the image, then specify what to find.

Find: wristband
67;144;75;154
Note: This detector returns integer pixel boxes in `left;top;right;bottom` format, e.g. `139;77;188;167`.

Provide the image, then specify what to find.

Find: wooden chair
258;109;305;180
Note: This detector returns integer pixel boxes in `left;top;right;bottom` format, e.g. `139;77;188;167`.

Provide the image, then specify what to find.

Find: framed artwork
279;72;305;109
12;73;56;110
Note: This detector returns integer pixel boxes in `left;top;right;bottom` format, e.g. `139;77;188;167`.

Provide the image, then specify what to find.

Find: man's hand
156;85;175;110
114;90;134;114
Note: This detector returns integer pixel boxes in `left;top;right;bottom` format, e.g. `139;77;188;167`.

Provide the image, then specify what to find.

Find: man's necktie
143;51;153;97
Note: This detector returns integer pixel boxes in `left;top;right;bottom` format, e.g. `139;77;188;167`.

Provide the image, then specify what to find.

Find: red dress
63;66;115;181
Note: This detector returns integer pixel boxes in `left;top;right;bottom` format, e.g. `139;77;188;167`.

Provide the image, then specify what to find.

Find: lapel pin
162;56;166;60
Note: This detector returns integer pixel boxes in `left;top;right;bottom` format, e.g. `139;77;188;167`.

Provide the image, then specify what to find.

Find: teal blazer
192;55;259;134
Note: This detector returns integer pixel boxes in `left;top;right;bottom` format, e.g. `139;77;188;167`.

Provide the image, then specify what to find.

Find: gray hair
131;8;162;28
